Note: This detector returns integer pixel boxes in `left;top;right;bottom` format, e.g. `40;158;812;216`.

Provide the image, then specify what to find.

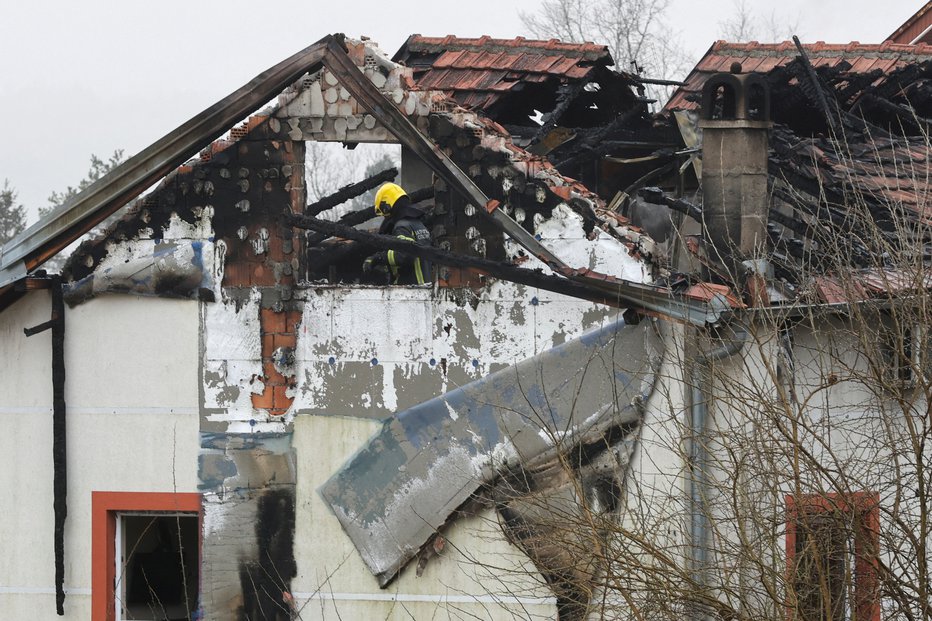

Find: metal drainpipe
23;275;67;615
689;324;748;619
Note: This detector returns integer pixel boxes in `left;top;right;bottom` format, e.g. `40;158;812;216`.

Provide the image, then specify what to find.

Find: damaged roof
658;36;932;305
667;40;932;112
888;1;932;44
394;34;638;119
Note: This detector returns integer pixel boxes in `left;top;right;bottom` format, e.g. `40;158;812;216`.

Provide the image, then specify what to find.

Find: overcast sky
0;0;919;220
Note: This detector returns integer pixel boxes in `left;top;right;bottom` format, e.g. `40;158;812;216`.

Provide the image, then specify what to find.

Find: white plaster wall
289;283;619;420
292;415;557;620
0;294;201;620
629;318;932;616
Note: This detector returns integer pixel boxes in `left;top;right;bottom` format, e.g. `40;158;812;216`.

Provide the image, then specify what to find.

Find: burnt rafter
792;36;840;135
639;187;703;221
551;106;651;170
530;78;591;145
306;166;398;216
290;213;639;309
289;206;728;326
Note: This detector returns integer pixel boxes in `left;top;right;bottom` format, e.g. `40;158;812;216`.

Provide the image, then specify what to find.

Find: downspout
24;275;67;615
689;323;747;619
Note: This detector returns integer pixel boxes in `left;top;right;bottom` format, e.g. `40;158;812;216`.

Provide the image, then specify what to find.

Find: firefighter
362;182;432;285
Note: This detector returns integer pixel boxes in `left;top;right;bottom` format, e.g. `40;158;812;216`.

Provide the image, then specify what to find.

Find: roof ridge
710;39;932;56
401;34;610;58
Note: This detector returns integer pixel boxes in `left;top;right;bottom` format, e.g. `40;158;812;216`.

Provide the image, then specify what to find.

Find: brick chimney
699;66;772;274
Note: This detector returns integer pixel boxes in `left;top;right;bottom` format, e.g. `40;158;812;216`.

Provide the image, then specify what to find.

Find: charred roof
395;34;642;129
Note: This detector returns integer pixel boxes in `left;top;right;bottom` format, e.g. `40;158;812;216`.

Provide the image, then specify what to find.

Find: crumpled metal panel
319;317;661;586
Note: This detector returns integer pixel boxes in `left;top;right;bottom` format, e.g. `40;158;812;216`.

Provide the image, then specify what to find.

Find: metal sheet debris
320;316;661;586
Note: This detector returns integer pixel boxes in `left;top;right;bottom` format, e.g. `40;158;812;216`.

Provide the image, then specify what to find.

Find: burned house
2;20;932;621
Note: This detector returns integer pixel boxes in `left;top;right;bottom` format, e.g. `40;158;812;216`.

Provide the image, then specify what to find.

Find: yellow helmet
374;182;407;217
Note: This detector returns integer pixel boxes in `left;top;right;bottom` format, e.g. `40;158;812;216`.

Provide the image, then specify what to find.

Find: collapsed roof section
395;34;684;244
394;34;640;131
654;40;932;305
668;41;932;135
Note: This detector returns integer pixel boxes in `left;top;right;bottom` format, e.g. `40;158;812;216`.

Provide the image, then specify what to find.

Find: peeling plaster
202;289;264;422
289;279;643;420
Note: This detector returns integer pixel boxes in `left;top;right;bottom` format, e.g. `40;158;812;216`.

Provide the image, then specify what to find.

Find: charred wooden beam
856;93;932;134
306;167;398;216
407;185;436;204
530;80;590;147
632;76;687;87
792;36;839;135
306;208;377;246
23;276;66;615
639;187;702;221
551;106;649;170
289;213;635;309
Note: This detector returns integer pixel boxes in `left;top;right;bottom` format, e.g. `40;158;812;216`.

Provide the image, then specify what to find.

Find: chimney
699;65;772;275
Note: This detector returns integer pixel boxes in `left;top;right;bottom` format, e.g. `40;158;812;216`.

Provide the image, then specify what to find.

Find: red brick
247;115;268;131
286;311;303;332
222;262;252;287
273;385;293;409
274;333;296;350
268;408;287;417
252;264;274;286
251;387;274;410
261;308;287;334
262;333;275;356
267;233;283;259
263;363;286;387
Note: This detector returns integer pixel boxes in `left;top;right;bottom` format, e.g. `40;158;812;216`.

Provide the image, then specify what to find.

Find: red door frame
91;491;202;621
785;492;880;621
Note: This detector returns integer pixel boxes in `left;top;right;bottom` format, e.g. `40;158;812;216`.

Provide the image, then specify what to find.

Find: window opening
786;493;880;621
115;512;198;621
880;320;931;389
710;84;737;120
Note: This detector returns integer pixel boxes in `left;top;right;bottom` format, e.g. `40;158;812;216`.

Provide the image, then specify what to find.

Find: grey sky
0;0;919;220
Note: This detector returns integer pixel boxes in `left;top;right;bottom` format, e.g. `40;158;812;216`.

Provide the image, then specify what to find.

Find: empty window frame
92;492;201;621
879;320;931;389
785;492;880;621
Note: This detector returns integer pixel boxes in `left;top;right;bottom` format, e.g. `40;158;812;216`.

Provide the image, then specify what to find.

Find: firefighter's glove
362;255;388;275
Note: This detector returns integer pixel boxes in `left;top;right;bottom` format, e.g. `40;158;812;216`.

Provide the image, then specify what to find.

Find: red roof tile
666;40;932;111
394;34;619;112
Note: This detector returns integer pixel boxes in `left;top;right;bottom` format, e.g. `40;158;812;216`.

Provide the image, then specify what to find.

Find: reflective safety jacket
387;216;432;284
370;216;432;285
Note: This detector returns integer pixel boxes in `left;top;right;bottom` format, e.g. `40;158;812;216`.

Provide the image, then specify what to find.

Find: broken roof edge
664;38;932;112
0;34;341;290
393;34;613;63
888;1;932;43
